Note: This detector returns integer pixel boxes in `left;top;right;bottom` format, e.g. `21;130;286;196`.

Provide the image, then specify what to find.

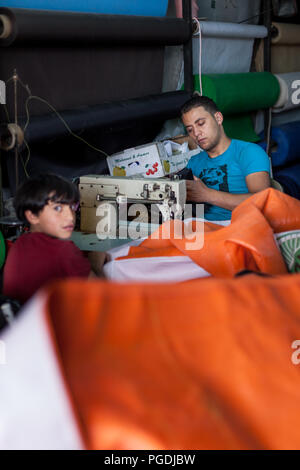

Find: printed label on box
107;143;165;178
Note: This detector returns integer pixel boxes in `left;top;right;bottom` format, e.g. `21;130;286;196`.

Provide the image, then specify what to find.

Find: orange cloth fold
44;273;300;450
119;188;300;277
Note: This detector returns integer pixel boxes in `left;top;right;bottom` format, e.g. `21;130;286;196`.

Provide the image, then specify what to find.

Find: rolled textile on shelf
223;114;260;143
192;22;267;75
271;23;300;73
271;22;300;45
177;21;268;90
17;91;192;144
192;73;280;143
273;73;300;113
258;122;300;168
0;7;190;47
256;23;300;74
0;0;168;16
273;75;289;110
274;164;300;200
199;73;280;115
195;21;267;39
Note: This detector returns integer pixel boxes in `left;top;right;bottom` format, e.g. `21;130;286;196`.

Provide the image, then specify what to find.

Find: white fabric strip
104;218;230;282
0;294;84;450
103;255;210;283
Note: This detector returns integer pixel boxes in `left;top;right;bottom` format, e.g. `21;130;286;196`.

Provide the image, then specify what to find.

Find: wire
238;8;274;24
6;74;31;95
192;18;203;96
24;95;110;159
21;139;30;179
4;72;111;178
266;107;273;179
193;7;273;25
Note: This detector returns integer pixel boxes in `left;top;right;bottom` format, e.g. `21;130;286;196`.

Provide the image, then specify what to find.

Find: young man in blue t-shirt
181;96;271;221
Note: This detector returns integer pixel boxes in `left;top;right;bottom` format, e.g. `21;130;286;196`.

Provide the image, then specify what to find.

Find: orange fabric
118;189;300;277
45;273;300;450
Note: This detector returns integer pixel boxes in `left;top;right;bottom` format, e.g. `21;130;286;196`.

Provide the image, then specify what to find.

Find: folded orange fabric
44;271;300;450
118;188;300;277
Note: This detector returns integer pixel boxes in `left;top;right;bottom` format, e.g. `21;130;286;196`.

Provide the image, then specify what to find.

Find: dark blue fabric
258;122;300;168
274;164;300;200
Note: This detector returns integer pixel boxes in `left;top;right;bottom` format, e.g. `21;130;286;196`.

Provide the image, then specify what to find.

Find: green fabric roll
223;113;260;143
192;73;279;142
195;72;280;114
0;231;5;270
182;73;280;142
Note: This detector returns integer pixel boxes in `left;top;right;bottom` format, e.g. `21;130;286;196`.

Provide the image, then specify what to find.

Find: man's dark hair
14;173;79;223
181;95;220;117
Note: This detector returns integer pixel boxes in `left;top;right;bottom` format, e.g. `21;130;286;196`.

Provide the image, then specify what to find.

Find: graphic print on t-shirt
199;164;229;192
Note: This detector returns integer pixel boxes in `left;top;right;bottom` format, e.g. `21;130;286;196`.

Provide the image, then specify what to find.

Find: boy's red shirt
3;232;91;304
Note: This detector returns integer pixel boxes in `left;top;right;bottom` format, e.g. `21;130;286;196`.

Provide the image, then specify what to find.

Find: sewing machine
79;175;186;238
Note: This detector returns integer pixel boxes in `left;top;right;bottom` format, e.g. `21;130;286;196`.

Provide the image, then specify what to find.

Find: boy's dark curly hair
14;173;79;223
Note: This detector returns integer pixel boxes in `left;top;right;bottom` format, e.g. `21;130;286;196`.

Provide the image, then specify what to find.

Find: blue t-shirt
186;139;271;221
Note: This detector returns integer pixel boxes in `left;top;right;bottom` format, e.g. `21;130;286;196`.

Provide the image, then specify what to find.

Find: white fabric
273;73;300;113
103;255;210;283
0;295;83;450
104;218;230;282
177;22;267;89
196;21;267;40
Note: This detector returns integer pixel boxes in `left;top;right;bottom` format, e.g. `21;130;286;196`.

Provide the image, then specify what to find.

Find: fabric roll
274;164;300;200
200;73;280;115
193;73;280;142
196;21;267;39
273;75;289;110
256;23;300;74
223;114;260;143
177;21;268;90
271;22;300;45
259;122;300;168
192;22;267;75
0;7;190;47
0;231;5;269
273;73;300;113
19;91;192;144
0;0;168;16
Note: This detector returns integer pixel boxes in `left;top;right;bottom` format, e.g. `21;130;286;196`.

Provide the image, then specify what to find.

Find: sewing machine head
79;175;186;235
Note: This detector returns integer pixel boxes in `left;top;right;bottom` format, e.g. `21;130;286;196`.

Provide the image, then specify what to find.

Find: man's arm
186;171;271;211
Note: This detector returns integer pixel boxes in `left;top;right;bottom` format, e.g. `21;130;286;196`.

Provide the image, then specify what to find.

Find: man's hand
186;176;210;202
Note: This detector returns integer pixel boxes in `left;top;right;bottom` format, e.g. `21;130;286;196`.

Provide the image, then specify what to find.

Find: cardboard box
160;135;202;175
107;142;165;178
106;136;202;178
